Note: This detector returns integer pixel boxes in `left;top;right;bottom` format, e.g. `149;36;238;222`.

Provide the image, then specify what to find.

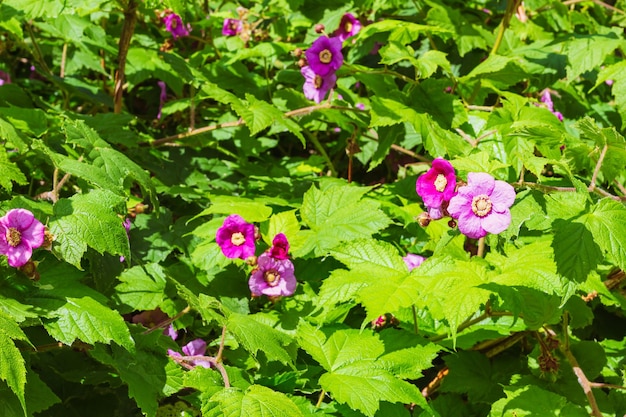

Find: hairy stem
113;0;138;113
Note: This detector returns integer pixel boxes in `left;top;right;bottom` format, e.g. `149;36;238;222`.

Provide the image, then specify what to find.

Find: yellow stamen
6;227;21;247
434;174;447;192
231;232;246;246
471;195;492;217
319;49;332;64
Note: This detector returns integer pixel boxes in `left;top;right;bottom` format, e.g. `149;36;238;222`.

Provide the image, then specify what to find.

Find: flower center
471;194;492;217
6;227;21;247
319;49;332;64
434;174;447;192
231;232;246;246
264;269;280;287
171;18;178;29
345;21;353;33
314;75;324;89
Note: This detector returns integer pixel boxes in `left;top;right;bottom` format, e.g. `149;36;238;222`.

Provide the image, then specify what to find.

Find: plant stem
588;144;608;192
491;0;522;55
561;347;602;417
412;305;419;334
477;237;485;258
315;389;326;407
216;324;227;362
304;129;337;176
113;0;138;114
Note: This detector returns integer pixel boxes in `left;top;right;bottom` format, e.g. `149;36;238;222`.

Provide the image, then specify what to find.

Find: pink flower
249;252;297;297
164;324;178;340
168;339;211;368
120;218;131;262
163;13;190;39
416;158;457;220
216;215;256;260
540;90;563;122
0;70;11;86
305;36;343;77
333;13;362;42
0;209;45;268
301;65;336;103
268;233;290;260
403;254;425;271
157;81;167;120
222;18;243;36
447;172;516;239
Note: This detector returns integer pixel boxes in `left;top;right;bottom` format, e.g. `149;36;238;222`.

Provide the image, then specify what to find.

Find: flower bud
448;219;457;229
18;260;40;281
417;212;431;227
297;58;307;68
314;23;325;33
293;47;303;57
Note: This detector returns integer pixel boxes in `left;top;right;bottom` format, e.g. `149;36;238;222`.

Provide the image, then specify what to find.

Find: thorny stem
588;144;608;192
113;0;139;114
491;0;522;55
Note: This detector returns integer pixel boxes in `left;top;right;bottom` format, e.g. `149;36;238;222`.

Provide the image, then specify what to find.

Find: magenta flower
268;233;290;260
216;214;256;260
403;254;425;271
301;65;336;103
0;209;45;268
333;13;362;42
168;339;211;368
164;324;178;340
249;252;297;297
163;13;190;39
0;70;10;86
447;172;516;239
222;18;243;36
120;218;131;263
157;81;167;120
305;36;343;77
540;90;563;122
416;158;457;220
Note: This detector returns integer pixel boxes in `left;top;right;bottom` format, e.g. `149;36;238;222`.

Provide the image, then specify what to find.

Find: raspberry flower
416;158;457;220
249;252;297;297
222;18;243;36
0;209;45;268
403;254;425;271
163;13;190;39
447;172;516;239
305;36;343;77
268;233;290;260
334;13;362;42
216;214;256;260
301;65;336;103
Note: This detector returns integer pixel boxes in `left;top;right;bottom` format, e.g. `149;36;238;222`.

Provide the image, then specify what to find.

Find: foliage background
1;0;626;416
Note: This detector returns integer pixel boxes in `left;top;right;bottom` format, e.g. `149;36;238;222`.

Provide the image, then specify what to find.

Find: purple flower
447;172;516;239
416;158;457;220
168;339;211;368
333;13;362;42
249;252;297;297
120;217;131;263
355;102;365;110
301;65;336;103
216;214;256;260
403;254;425;271
540;90;563;122
157;81;167;120
163;13;190;39
165;324;178;340
222;18;243;36
305;36;343;77
0;209;45;268
0;71;10;86
269;233;290;260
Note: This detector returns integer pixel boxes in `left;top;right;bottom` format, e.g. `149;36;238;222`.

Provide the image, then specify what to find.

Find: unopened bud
297;58;307;68
293;47;303;57
18;260;40;281
448;219;457;229
42;228;55;250
417;212;431;227
246;256;258;266
314;23;325;33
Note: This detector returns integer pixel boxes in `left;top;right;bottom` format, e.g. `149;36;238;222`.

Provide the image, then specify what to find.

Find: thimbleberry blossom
222;18;243;36
403;254;425;271
301;65;336;103
305;36;343;77
0;209;45;268
163;13;190;39
249;252;297;297
334;13;362;42
447;172;516;239
416;158;457;220
216;214;256;260
268;233;290;260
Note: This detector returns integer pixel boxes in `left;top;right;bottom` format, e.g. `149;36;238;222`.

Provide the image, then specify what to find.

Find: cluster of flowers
0;209;45;268
416;159;516;239
298;13;362;103
159;9;191;40
216;214;297;298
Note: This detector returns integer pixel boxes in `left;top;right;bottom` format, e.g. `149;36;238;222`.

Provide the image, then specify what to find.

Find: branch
560;347;603;417
588;144;608;192
113;0;139;113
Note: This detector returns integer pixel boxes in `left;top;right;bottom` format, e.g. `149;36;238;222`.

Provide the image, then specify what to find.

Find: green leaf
377;330;440;380
115;264;167;310
38;296;134;352
297;184;390;256
489;383;587;416
565;33;621;82
585;198;626;271
197;195;272;223
552;219;602;283
0;147;27;192
205;385;304;417
441;351;503;403
227;313;294;364
0;316;27;416
329;239;407;277
264;210;301;246
49;189;130;268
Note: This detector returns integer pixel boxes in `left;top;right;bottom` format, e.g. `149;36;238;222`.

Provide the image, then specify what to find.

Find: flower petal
447;194;470;219
6;244;32;268
481;210;511;235
490;180;516;212
466;172;495;195
457;212;486;239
